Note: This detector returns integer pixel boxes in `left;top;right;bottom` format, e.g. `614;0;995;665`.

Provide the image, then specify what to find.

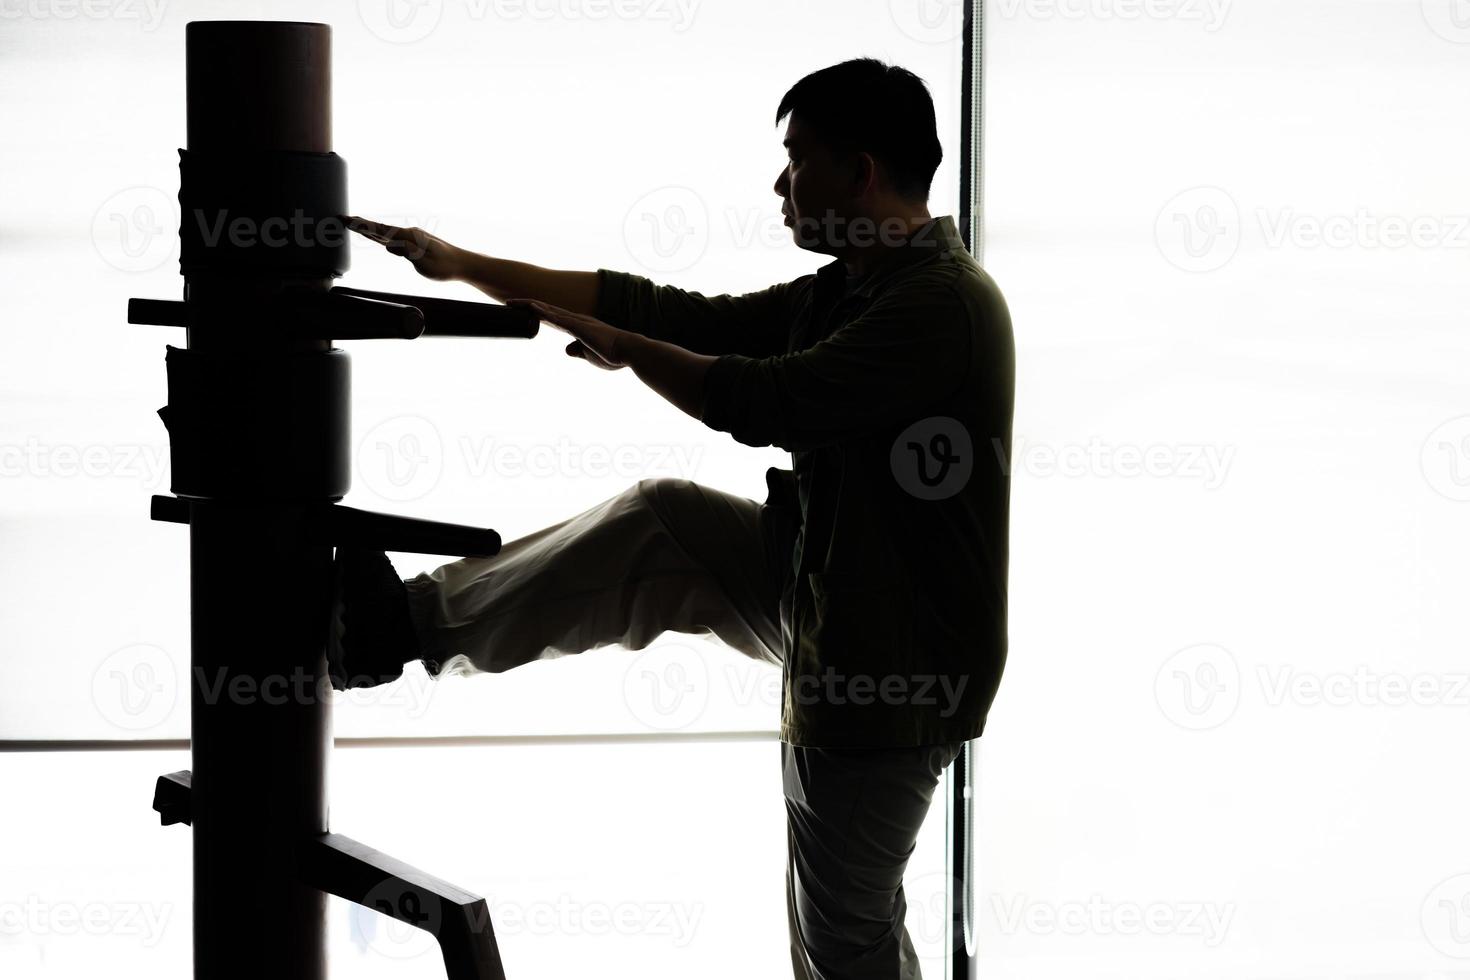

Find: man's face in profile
774;113;853;256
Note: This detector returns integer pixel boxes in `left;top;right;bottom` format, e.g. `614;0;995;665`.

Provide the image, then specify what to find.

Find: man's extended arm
346;217;798;358
455;251;601;315
508;299;717;421
618;333;717;420
344;217;602;313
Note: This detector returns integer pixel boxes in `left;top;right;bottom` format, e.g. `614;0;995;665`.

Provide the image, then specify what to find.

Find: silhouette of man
335;57;1014;980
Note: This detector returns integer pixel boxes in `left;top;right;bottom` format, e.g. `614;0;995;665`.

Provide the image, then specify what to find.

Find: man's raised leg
404;477;796;678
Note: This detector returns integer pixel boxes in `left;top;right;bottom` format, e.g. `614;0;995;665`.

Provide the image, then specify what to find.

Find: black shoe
325;548;423;691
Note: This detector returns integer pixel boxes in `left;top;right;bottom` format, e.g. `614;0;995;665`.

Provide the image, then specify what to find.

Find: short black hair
775;57;943;203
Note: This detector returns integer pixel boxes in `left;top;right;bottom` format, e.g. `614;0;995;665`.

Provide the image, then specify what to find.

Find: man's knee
631;476;707;530
633;475;697;507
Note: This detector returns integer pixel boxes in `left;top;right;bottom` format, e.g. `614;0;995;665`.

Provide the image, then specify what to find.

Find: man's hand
345;216;465;282
508;299;629;371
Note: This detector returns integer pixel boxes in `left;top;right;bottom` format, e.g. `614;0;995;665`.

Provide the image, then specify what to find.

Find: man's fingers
344;215;398;243
507;297;555;321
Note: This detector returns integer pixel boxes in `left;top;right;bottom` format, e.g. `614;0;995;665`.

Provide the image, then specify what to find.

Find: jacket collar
817;214;965;301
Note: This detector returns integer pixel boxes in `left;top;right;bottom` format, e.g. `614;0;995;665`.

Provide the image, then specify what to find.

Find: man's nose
773;167;788;197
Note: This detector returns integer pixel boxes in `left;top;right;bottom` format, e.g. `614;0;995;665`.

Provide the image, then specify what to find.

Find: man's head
773;58;943;258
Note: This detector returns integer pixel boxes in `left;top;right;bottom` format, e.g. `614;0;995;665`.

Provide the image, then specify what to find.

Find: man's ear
850;150;880;196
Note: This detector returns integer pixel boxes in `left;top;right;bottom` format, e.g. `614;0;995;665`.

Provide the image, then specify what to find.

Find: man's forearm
616;332;718;421
455;251;601;315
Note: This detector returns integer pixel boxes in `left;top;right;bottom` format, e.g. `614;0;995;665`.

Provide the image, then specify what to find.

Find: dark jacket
595;215;1014;747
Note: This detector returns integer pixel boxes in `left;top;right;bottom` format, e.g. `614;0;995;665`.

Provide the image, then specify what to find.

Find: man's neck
840;211;935;278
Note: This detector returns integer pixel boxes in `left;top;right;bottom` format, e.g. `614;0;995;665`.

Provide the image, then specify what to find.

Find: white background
3;0;1470;977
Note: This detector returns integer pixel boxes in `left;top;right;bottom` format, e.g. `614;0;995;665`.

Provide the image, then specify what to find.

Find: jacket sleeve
594;268;805;359
698;278;972;452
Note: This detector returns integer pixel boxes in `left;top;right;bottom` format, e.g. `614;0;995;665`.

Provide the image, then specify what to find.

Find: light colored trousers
404;478;963;979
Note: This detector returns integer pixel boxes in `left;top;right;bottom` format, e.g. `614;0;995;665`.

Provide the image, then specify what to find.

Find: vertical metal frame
948;1;984;977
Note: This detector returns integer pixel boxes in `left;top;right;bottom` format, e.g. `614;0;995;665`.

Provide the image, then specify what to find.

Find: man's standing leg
785;740;966;980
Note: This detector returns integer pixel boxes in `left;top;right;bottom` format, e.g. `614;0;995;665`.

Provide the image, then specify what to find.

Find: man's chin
786;217;830;254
